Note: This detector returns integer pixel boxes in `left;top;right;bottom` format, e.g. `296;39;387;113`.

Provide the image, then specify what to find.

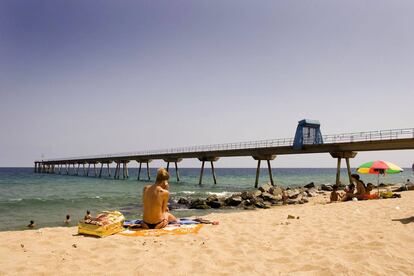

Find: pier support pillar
76;164;80;176
146;162;150;180
121;161;129;179
163;158;183;182
336;158;342;185
198;157;220;185
175;162;180;182
114;162;120;179
253;155;277;188
66;164;69;175
330;152;358;185
137;160;152;181
137;162;142;180
83;164;86;176
99;163;104;178
107;163;111;177
86;164;90;176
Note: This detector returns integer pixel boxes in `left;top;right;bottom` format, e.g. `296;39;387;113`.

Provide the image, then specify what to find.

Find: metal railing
39;128;414;162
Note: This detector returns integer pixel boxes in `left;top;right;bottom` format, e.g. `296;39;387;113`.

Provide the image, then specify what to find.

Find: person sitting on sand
343;183;355;201
84;210;92;220
27;220;35;228
366;183;374;194
64;214;71;224
405;179;414;191
351;174;366;198
330;185;342;202
141;168;178;229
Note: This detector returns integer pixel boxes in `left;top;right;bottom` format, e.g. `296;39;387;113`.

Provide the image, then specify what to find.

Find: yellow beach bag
78;211;125;238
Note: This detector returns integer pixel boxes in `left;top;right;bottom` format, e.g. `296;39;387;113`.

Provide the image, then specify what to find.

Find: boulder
304;182;315;189
205;195;224;209
272;186;284;196
254;201;266;209
259;183;274;194
306;188;318;197
207;200;222;209
206;195;218;202
286;199;298;205
321;184;333;191
224;195;243;207
177;197;189;205
241;191;255;200
253;190;262;197
190;199;210;209
261;192;277;201
286;189;300;199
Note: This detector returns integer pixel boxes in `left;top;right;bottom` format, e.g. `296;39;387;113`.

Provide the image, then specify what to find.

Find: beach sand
0;191;413;275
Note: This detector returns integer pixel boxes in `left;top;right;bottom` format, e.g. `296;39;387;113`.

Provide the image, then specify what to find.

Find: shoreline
1;191;413;275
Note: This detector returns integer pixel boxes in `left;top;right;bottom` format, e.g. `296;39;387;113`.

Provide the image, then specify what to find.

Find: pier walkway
34;128;414;187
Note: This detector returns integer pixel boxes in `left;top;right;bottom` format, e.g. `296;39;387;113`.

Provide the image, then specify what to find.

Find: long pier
34;128;414;187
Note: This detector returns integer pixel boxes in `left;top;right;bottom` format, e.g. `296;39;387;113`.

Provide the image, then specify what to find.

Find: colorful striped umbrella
357;160;403;175
357;160;403;195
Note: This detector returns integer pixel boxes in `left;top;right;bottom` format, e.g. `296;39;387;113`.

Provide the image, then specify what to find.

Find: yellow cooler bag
78;211;125;238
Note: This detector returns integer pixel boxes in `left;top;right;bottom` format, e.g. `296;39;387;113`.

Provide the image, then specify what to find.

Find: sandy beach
0;191;413;275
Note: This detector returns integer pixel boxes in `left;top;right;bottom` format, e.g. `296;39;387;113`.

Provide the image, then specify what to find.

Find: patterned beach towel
118;223;203;237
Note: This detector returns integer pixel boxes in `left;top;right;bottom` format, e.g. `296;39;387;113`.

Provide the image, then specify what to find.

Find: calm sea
0;167;411;231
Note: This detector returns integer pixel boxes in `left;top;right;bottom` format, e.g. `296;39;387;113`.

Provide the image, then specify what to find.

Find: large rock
253;190;262;197
254;201;266;209
272;186;284;196
304;182;315;189
286;198;298;205
285;188;300;199
241;191;255;200
305;188;318;197
190;199;210;209
207;200;222;209
224;195;243;207
177;197;190;205
206;195;218;202
259;183;274;194
261;192;277;201
321;184;333;191
206;195;223;209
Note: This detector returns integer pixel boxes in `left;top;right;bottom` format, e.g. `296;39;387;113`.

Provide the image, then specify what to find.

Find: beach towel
118;224;203;237
123;218;200;228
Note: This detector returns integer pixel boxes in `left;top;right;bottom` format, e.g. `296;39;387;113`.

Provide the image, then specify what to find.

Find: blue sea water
0;167;412;231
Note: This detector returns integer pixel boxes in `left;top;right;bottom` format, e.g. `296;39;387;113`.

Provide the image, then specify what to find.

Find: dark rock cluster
171;181;328;211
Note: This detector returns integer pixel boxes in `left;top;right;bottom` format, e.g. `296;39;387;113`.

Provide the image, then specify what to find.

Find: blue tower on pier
293;119;324;150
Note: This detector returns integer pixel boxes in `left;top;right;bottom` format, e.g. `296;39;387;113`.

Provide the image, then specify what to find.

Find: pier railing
40;128;414;162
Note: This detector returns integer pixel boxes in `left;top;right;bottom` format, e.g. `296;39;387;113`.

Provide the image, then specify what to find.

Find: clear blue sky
1;0;413;167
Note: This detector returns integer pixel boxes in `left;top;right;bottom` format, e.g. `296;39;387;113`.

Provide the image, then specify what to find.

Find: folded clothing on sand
78;211;125;238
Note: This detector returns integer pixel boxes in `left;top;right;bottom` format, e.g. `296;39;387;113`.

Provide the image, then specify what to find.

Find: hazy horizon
1;0;413;168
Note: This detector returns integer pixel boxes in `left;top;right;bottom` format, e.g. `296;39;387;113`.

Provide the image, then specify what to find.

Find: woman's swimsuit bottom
143;219;166;229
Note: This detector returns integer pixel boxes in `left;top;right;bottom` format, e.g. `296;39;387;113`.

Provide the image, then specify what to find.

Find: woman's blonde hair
156;167;169;182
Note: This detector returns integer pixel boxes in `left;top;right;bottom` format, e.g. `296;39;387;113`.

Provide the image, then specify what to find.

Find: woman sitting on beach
351;174;367;199
141;168;178;229
343;183;356;201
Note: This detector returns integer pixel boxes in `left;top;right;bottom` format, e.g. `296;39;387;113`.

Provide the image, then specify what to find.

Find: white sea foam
181;191;196;195
9;198;23;202
206;192;232;197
